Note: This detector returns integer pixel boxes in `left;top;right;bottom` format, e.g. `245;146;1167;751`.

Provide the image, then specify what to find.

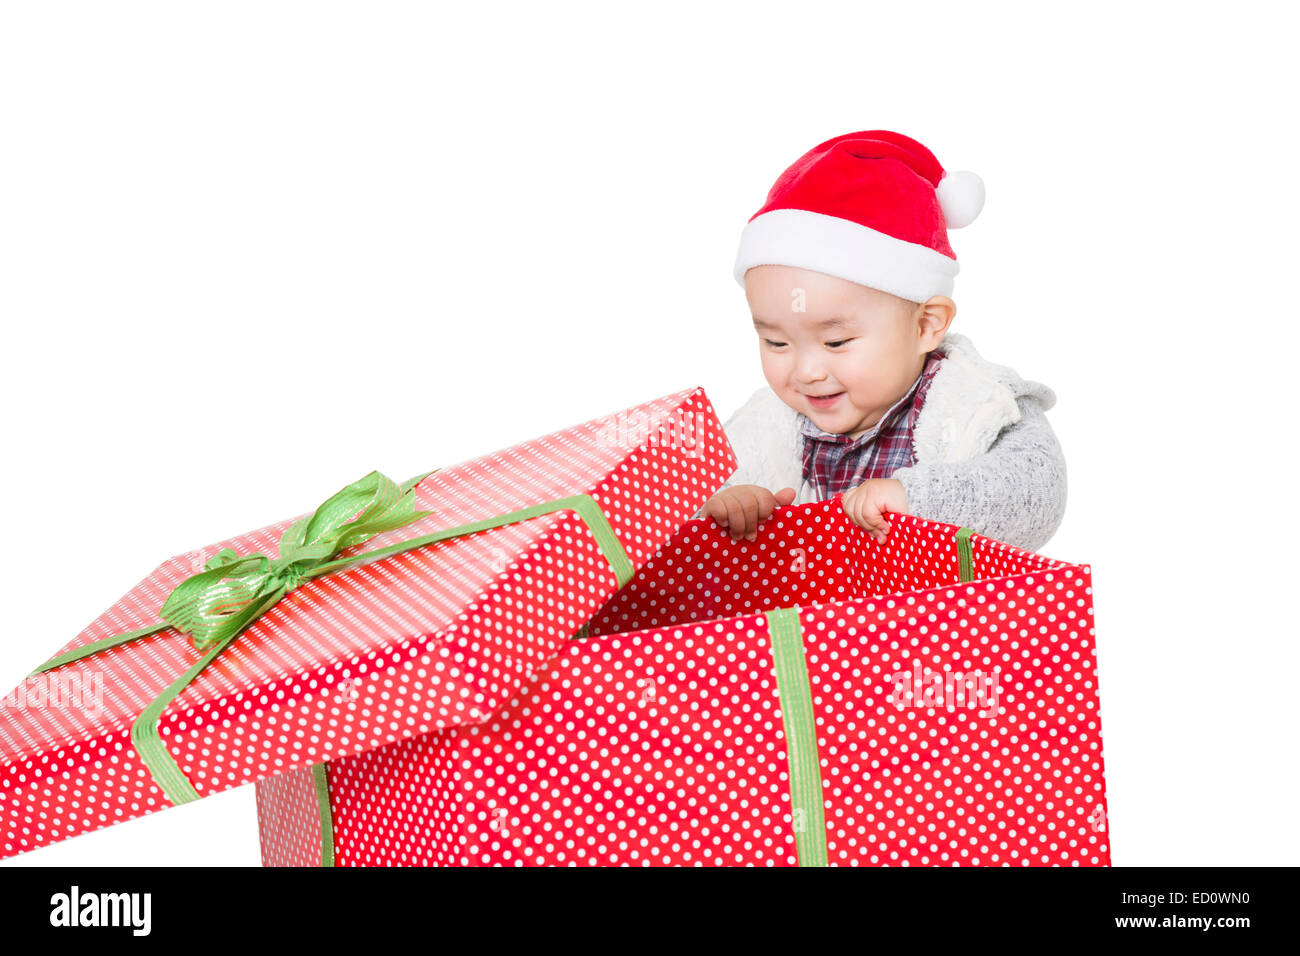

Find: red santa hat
733;130;985;303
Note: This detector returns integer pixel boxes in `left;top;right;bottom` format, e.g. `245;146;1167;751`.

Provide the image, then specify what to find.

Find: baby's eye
764;339;787;348
826;338;855;348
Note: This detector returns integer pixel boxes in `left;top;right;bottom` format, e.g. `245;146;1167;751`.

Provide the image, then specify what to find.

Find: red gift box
257;496;1109;866
0;386;733;861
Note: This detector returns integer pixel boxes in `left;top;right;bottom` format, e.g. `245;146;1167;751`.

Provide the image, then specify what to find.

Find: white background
1;1;1295;867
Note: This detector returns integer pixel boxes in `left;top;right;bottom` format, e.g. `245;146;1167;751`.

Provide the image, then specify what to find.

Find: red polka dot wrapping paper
258;497;1108;866
0;386;735;862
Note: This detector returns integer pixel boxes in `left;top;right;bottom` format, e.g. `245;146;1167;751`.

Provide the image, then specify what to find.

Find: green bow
159;469;434;651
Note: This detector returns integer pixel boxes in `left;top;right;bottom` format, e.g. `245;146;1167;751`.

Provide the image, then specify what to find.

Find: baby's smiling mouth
805;391;844;407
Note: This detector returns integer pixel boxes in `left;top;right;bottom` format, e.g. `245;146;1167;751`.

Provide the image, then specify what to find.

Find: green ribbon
30;468;635;808
956;526;975;583
764;606;828;867
312;763;335;868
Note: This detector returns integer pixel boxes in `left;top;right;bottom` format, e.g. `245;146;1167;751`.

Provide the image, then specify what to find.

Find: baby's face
746;264;931;438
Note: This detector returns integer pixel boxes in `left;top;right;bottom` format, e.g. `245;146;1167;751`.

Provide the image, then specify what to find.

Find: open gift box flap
0;385;736;860
591;495;1084;636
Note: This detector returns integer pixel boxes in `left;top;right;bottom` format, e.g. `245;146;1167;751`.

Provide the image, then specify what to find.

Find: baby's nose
795;354;828;381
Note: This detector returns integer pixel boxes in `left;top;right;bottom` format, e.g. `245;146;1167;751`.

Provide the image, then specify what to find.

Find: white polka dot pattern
0;386;735;862
261;497;1108;866
255;763;323;867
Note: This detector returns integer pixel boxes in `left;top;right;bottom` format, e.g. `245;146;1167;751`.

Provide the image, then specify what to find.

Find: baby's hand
841;478;909;543
703;484;797;542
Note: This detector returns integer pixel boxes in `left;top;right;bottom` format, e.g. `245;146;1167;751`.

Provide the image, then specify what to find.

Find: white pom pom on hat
936;170;985;229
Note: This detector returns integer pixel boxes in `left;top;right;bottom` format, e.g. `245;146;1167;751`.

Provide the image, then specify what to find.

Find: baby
701;129;1066;554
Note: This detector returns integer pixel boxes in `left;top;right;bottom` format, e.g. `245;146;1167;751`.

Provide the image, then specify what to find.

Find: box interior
588;499;1072;638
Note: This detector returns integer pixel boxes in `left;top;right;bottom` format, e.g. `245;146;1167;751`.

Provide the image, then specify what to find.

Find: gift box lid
0;386;736;860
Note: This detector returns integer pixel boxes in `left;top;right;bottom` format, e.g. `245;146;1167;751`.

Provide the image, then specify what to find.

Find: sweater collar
910;332;1031;462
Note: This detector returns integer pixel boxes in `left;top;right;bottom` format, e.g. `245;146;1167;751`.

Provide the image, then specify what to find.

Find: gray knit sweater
698;331;1067;553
